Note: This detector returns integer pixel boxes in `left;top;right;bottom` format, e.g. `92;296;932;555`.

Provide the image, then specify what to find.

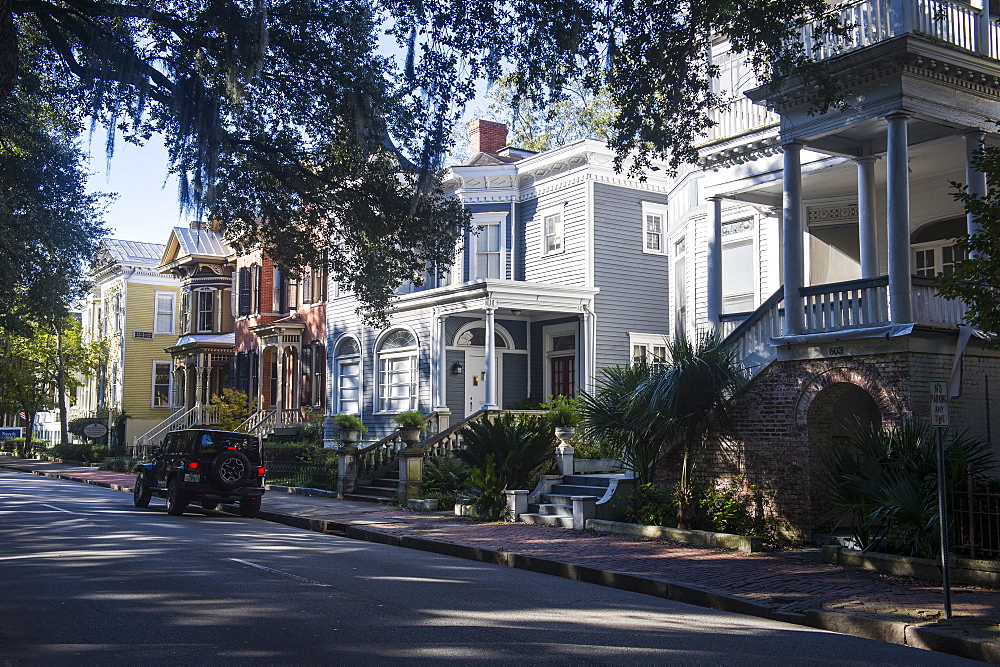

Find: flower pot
554;426;575;446
398;426;422;444
339;428;361;445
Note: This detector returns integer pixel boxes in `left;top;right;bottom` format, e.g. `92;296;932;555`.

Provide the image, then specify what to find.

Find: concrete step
520;513;573;528
543;493;600;505
351;485;396;499
562;474;620;487
550;484;609;497
343;492;397;504
532;503;574;518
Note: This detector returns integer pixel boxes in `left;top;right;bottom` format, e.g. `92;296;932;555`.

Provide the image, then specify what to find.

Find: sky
85;30;492;247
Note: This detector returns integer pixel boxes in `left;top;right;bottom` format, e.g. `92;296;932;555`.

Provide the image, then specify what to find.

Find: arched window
455;326;509;348
312;341;326;408
376;329;418;413
335;337;361;414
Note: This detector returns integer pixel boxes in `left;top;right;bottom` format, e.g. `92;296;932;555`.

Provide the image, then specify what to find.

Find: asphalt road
0;470;977;665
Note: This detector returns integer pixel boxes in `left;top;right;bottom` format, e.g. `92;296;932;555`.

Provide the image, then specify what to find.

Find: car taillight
257;467;266;475
187;462;198;469
226;446;237;450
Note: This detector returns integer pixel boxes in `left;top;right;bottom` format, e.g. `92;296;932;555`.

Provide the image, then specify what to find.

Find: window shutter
238;268;251;315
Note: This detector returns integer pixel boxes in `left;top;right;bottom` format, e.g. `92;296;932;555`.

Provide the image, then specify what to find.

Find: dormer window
196;290;214;332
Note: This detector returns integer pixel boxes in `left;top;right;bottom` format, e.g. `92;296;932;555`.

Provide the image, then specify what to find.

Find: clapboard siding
522;181;588;285
122;281;180;424
502;353;528;407
592;183;671;368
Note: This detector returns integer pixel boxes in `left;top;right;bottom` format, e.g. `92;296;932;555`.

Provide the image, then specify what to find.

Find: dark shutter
238;267;251;315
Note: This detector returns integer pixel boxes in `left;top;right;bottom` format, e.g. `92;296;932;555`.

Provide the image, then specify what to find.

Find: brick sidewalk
4;457;1000;663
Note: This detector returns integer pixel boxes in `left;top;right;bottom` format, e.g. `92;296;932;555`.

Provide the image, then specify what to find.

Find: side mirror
151;446;162;457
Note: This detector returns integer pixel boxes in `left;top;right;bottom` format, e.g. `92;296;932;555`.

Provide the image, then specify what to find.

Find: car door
153;433;173;486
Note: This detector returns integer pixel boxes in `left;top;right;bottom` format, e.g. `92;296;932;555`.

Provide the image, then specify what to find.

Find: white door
464;350;502;417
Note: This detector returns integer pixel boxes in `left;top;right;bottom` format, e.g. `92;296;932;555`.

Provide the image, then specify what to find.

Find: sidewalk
5;457;1000;663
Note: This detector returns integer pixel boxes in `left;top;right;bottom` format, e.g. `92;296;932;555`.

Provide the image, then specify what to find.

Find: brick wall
652;341;1000;539
470;119;508;155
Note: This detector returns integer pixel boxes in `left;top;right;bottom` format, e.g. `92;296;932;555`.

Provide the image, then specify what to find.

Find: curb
5;463;998;664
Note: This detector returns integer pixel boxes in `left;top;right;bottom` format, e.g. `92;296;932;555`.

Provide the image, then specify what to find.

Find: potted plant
546;395;580;445
394;411;427;444
333;413;367;445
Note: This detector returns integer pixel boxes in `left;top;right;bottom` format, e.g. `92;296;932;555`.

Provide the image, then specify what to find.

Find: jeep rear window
196;434;255;458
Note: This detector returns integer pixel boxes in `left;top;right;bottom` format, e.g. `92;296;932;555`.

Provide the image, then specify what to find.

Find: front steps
520;474;623;528
344;470;399;503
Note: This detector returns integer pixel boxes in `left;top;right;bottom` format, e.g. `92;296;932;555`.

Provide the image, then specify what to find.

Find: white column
435;314;449;410
706;196;723;331
782;142;805;336
856;157;879;278
580;305;595;394
886;113;913;323
483;299;498;410
965;131;987;243
275;347;285;413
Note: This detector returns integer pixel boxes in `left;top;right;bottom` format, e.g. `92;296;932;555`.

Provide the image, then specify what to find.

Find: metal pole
936;426;953;618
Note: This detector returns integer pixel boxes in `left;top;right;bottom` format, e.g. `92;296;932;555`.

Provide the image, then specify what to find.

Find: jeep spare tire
210;450;251;490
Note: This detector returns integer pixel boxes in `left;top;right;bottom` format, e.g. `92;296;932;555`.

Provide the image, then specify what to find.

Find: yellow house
77;239;181;449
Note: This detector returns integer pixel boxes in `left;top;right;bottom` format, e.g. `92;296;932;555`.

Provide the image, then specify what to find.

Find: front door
464;350;502;416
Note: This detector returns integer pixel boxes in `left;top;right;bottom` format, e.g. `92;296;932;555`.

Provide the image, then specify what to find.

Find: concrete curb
5;462;998;664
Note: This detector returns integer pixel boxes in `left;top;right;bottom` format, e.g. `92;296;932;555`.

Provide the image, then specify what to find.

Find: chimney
469;119;508;155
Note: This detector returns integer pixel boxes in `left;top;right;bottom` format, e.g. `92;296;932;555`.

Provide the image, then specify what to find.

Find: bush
297;408;328;445
211;388;250;432
544;395;580;428
68;414;108;437
100;458;142;473
264;441;334;464
45;442;108;463
1;438;50;454
622;483;677;526
423;457;471;510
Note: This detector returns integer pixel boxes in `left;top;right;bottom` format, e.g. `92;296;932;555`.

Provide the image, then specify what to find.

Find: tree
484;74;616;152
0;316;102;454
942;148;1000;339
7;0;471;324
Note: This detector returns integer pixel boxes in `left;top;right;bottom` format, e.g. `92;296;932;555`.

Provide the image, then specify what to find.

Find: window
377;329;418;413
674;237;687;337
152;361;171;407
722;239;755;314
272;266;287;312
642;205;667;254
336;338;360;414
914;243;965;277
154;292;175;334
630;334;668;366
475;222;502;279
196;290;214;332
238;267;252;315
302;269;314;304
543;210;564;255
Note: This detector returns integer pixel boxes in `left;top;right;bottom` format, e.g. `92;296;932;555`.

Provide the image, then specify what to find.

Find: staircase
520;473;630;527
344;468;399;503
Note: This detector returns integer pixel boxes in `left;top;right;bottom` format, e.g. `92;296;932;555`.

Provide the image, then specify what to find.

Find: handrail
133;404;198;449
722;286;785;344
235;408;276;435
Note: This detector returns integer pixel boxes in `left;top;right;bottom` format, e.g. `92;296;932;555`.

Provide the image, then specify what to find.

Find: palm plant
455;413;555;520
821;418;995;558
631;332;747;528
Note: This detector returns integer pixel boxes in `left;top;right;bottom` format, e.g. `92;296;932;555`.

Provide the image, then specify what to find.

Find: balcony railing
722;275;969;377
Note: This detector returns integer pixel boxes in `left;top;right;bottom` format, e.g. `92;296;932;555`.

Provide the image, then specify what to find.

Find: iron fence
950;478;1000;560
264;460;338;492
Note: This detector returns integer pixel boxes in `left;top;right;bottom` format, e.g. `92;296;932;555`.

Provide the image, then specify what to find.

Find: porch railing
722;275;969;378
799;0;999;61
235;408;277;436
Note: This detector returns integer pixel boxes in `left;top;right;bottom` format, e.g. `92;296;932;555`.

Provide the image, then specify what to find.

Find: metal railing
422;410;550;459
950;477;1000;560
264;460;338;492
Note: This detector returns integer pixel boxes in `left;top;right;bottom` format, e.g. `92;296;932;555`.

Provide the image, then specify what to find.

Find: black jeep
133;429;266;517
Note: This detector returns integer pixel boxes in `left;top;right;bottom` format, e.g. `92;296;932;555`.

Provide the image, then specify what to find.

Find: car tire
133;473;152;508
200;501;219;511
210;450;251;490
166;478;188;516
239;496;262;518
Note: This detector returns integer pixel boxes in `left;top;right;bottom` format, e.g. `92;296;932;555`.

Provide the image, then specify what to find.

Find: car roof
172;429;256;437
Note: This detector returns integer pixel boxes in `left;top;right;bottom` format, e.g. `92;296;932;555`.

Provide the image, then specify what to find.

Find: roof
171;227;232;258
99;239;167;266
174;332;236;346
465;152;522;166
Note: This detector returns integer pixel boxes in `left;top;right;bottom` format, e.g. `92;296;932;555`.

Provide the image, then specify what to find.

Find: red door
550;355;576;397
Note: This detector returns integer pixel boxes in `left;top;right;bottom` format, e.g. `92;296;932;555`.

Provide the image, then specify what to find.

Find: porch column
483;299;498;410
434;314;451;429
886;113;913;323
965;131;987;243
782;142;805;335
275;347;285;414
856;157;879;278
706;196;723;331
580;304;595;394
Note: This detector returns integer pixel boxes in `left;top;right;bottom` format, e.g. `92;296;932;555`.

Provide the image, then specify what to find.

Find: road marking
229;558;331;587
41;504;78;514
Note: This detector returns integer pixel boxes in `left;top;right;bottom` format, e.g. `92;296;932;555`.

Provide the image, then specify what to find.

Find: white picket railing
130;403;220;457
912;276;969;324
235;408;277;436
801;277;890;332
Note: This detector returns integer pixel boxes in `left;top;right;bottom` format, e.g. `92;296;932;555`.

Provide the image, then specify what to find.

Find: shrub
211;388;250;432
544;395;580;428
423;456;472;511
100;458;142;473
45;442;108;463
393;411;427;429
332;413;367;433
264;441;332;464
296;408;328;445
622;483;677;526
1;438;50;455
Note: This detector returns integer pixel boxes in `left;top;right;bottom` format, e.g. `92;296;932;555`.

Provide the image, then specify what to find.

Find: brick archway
793;362;905;431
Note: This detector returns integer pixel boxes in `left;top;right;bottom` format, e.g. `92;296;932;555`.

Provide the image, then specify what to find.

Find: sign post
930;380;952;619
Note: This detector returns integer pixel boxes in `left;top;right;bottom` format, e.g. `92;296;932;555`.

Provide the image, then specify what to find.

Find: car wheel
133;473;152;508
166;478;188;516
210;450;251;490
200;501;219;511
239;496;262;518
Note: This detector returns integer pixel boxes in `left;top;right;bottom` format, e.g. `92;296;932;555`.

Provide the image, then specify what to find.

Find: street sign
0;427;23;440
83;423;109;439
930;381;950;427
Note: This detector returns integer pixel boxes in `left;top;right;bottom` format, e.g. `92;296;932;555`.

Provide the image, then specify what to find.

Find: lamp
452;361;464;375
510;309;522;316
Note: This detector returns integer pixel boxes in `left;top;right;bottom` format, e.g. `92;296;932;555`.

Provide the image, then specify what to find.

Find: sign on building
0;427;23;440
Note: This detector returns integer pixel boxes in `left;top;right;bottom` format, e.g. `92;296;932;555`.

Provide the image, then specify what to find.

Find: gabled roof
160;226;233;269
103;239;167;264
465;152;522;166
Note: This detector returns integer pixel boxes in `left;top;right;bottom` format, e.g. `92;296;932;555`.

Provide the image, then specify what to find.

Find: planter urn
339;428;361;445
398;426;422;444
554;426;575;447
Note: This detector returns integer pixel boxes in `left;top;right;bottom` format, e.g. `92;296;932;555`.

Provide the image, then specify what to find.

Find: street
0;470;975;665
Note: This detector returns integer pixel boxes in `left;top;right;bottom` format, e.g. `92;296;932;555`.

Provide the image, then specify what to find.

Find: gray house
325;120;673;439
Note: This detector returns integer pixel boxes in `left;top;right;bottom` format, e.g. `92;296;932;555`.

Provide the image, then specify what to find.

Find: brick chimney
469;119;508;155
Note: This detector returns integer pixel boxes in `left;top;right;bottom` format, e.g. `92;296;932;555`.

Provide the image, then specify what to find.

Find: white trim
374;327;420;414
586;177;595;286
333;334;362;415
151;359;172;409
641;203;669;255
470;211;508;281
451;320;516;349
628;332;670;365
542;322;578;397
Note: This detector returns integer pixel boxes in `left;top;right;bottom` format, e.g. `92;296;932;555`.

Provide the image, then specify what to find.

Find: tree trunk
57;327;69;445
21;412;35;458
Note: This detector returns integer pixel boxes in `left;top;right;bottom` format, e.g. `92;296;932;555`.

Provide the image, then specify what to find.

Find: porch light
452;361;464;375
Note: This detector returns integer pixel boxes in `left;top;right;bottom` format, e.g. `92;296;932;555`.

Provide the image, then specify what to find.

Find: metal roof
102;239;167;265
171;227;232;258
